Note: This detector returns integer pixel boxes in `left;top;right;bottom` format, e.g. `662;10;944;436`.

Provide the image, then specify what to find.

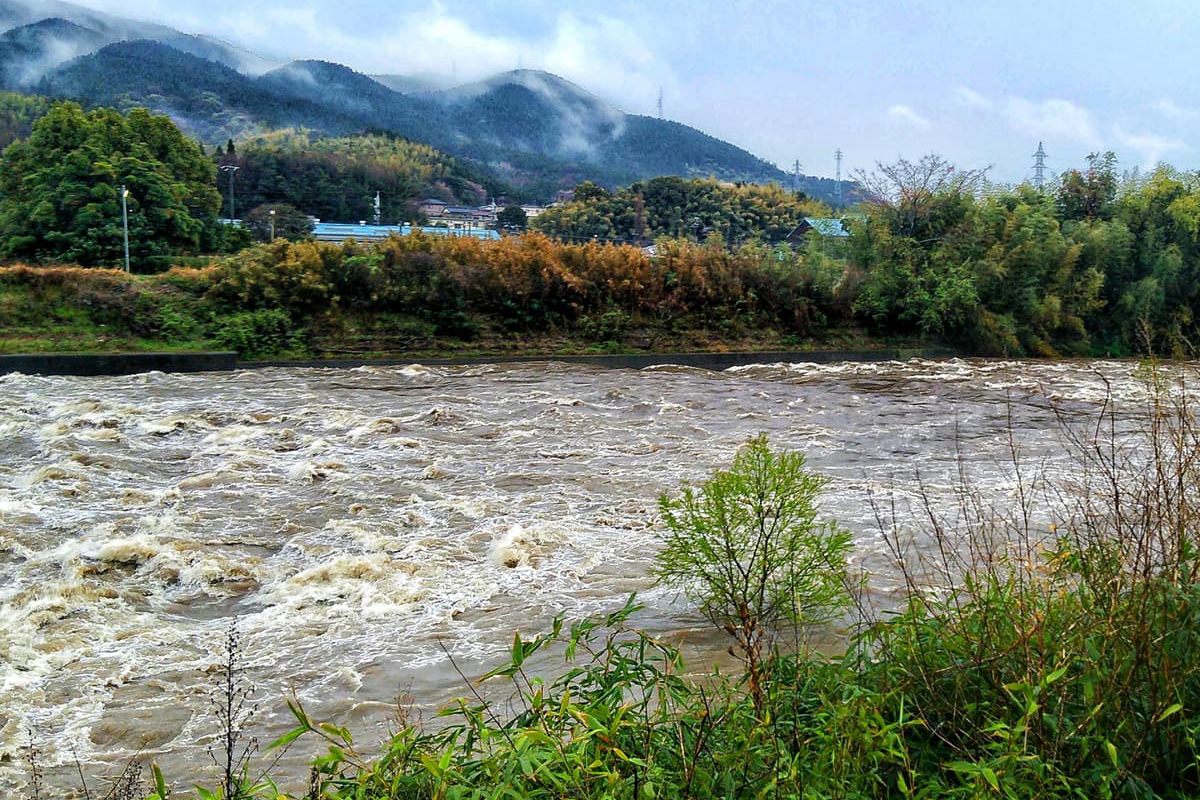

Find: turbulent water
0;358;1180;793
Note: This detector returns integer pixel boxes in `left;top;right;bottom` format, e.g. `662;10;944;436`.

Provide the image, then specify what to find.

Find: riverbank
0;260;952;372
0;246;954;367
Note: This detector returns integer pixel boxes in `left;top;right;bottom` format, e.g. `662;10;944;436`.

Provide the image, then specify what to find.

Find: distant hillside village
416;198;550;229
248;185;852;249
254;199;554;244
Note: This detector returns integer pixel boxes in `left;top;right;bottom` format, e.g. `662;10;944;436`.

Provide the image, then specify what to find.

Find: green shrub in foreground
655;435;852;706
210;309;303;358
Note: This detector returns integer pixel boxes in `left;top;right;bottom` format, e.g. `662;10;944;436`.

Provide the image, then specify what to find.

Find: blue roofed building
312;222;501;243
789;218;851;239
784;217;858;249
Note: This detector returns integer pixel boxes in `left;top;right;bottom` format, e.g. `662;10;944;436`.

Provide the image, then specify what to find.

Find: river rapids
0;358;1183;794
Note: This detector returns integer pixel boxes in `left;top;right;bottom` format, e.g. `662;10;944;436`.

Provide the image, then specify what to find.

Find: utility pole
268;208;276;241
634;191;646;242
220;164;239;221
1032;142;1048;190
834;149;844;208
120;185;130;273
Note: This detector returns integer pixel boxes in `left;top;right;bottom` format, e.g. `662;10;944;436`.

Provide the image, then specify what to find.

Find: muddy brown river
0;358;1180;794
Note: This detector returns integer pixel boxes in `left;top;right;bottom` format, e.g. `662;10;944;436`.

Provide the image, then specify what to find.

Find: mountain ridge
0;2;850;203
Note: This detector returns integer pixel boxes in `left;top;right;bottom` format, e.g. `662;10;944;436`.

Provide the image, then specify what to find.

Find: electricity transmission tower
834;149;844;208
657;87;663;119
1032;142;1048;189
792;159;802;192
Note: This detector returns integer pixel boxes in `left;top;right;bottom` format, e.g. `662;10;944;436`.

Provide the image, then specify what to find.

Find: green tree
496;204;528;231
0;102;220;267
243;203;313;242
1056;151;1118;221
654;435;852;704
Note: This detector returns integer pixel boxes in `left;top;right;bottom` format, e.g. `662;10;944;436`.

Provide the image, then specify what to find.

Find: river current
0;358;1178;793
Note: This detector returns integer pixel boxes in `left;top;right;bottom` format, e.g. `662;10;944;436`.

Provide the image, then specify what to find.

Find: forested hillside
219;130;506;222
41;41;365;139
846;154;1200;357
0;89;50;147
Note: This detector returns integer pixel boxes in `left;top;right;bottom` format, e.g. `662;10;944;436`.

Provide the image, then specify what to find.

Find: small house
785;217;852;246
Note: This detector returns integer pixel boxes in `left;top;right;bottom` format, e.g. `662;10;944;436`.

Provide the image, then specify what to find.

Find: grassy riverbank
0;236;934;361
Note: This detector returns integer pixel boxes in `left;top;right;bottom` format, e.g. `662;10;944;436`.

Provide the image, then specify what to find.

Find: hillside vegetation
218;130;508;222
3;104;1199;360
0;232;866;358
533;177;829;243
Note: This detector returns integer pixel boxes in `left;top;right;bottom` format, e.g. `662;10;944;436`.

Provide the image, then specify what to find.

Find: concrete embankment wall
0;349;954;376
0;352;238;376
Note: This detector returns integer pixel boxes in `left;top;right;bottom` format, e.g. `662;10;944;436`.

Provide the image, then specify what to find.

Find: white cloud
886;104;932;128
1003;97;1101;150
203;4;671;114
953;87;992;110
1152;98;1199;120
1113;125;1188;168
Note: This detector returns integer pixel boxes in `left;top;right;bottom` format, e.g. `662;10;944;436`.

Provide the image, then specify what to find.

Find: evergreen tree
0;102;221;267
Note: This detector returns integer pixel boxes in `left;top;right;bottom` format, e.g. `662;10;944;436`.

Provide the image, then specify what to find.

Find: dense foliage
0;231;855;358
534;176;828;243
0;102;222;266
216;130;503;223
3;142;1200;358
242;203;313;242
0;90;53;148
848;155;1200;356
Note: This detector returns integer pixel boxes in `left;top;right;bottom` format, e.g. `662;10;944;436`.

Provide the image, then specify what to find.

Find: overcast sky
69;0;1200;183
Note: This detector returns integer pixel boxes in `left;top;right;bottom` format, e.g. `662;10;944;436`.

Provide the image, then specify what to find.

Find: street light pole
120;185;130;273
219;164;240;222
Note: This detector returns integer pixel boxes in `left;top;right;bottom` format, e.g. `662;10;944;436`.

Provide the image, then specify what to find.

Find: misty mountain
0;3;847;201
430;70;626;157
253;64;792;192
370;72;457;94
257;59;440;142
42;41;364;138
416;70;790;190
0;0;275;76
0;17;104;87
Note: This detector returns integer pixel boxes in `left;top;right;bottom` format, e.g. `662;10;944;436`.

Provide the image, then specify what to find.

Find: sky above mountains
37;0;1200;183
